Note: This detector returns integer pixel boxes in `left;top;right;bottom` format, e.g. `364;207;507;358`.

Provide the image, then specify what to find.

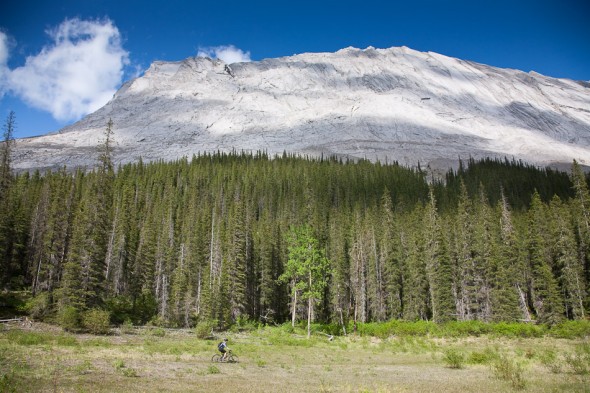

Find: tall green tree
423;187;455;323
57;120;115;312
279;225;331;338
527;191;564;324
0;111;16;287
549;195;586;319
0;110;15;201
490;190;524;321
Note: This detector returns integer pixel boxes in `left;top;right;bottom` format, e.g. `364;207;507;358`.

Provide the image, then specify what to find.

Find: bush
491;354;526;390
23;293;51;320
57;306;81;331
440;321;490;337
490;322;545;338
194;319;217;339
442;348;465;369
230;316;259;333
120;318;134;334
150;327;166;337
468;347;499;365
82;309;111;335
548;320;590;339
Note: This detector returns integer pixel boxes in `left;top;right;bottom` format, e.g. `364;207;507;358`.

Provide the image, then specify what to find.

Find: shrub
548;320;590;339
57;306;81;331
150;327;166;337
121;318;135;334
23;292;51;320
440;320;489;337
491;354;526;390
82;309;111;335
468;347;499;365
442;348;465;369
230;316;259;333
490;322;545;338
194;319;217;339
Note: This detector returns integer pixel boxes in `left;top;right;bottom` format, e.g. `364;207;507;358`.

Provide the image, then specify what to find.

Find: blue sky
1;0;589;138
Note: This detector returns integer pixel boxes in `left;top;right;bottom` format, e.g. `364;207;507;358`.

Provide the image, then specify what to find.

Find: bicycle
211;350;239;363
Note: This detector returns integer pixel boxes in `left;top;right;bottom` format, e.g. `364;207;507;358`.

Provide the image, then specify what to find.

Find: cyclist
217;338;230;361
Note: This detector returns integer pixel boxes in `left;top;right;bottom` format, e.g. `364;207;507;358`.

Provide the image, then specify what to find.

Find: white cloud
0;31;8;66
1;18;129;121
197;45;251;64
0;31;10;97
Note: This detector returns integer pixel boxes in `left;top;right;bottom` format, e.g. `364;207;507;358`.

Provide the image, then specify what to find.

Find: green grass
0;323;589;392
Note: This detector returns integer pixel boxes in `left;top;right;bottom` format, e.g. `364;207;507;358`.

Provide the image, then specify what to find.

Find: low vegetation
0;321;588;392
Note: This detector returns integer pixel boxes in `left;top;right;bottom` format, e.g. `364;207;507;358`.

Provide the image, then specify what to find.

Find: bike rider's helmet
224;338;228;342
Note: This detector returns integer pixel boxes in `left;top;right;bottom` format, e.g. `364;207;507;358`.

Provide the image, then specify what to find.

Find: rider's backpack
218;342;224;350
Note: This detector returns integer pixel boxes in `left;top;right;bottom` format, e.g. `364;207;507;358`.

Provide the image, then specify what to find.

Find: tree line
0;117;588;330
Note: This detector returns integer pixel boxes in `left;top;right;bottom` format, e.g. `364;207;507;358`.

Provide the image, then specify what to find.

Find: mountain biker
218;338;230;361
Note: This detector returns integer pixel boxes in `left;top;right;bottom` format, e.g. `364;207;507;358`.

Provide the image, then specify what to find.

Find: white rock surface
12;46;590;172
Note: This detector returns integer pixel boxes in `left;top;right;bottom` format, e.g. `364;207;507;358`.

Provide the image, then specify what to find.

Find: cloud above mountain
196;45;251;64
0;18;129;121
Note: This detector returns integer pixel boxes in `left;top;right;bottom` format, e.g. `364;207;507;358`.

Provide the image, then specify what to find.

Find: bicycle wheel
211;354;221;362
228;354;239;363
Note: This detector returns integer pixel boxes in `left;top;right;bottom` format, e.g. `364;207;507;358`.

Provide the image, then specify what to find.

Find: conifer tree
549;196;586;319
402;205;429;321
0;110;15;202
490;190;523;321
527;191;564;324
423;187;455;323
379;189;403;319
57;120;115;313
0;111;16;287
279;224;331;338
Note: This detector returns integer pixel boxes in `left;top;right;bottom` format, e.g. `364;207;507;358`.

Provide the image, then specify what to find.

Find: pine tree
402;205;429;321
423;187;455;323
379;189;403;319
0;111;16;287
490;190;523;322
527;191;564;324
549;196;586;319
279;224;331;338
57;121;115;312
0;111;15;202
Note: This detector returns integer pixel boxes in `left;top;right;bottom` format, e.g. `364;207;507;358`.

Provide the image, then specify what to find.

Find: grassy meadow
0;322;589;393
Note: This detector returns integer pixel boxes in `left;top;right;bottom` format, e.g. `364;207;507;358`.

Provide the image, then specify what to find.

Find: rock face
12;46;590;172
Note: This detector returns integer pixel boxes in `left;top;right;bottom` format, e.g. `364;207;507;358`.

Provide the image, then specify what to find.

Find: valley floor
0;322;588;392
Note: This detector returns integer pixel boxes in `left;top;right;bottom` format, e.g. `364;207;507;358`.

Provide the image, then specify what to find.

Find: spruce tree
527;191;564;324
423;187;455;323
57;121;115;313
490;191;523;321
0;111;16;287
549;196;586;319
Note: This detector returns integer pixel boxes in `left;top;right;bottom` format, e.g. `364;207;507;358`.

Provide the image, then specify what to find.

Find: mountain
12;46;590;172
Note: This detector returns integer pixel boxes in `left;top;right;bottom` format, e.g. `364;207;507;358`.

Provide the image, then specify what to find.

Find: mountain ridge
11;46;590;172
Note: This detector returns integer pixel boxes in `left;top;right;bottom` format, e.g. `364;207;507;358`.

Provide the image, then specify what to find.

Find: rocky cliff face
12;46;590;172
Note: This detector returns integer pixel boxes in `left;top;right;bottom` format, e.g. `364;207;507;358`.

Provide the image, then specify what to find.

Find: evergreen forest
0;120;589;331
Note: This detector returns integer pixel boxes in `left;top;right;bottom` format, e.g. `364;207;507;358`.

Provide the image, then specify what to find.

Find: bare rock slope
13;46;590;172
